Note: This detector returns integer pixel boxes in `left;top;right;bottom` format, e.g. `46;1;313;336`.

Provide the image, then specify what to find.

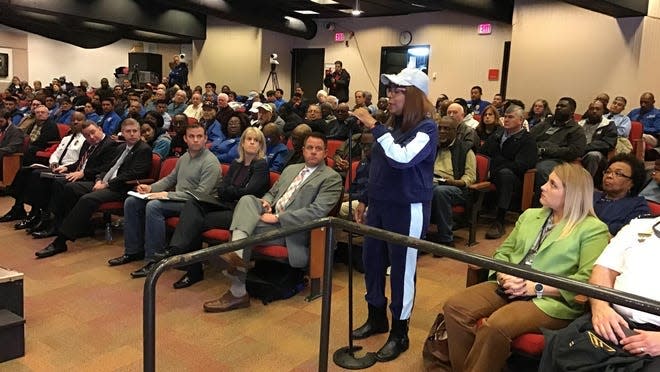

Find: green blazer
490;208;609;320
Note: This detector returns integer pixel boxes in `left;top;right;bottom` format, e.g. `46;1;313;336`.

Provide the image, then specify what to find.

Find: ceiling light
294;10;320;15
411;3;426;7
408;47;430;57
352;0;362;16
310;0;339;4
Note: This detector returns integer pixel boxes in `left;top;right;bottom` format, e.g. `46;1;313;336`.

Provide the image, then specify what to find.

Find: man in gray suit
203;132;343;313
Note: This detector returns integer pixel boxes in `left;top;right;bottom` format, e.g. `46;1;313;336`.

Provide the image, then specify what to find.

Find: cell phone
621;327;638;338
437;178;447;184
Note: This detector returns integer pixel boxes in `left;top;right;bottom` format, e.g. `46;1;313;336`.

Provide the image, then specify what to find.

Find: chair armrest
521;168;536;211
466;266;489;287
468;181;492;191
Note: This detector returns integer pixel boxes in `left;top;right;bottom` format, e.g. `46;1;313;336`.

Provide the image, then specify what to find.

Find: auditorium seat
450;154;491;246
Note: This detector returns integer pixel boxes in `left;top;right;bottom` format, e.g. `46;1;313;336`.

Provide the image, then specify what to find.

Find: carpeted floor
0;196;507;371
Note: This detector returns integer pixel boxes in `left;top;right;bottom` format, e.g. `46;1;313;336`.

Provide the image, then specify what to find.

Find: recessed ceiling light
295;10;320;15
310;0;339;4
339;9;363;15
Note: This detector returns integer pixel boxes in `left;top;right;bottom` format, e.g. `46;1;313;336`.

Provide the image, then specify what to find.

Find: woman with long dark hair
351;68;438;362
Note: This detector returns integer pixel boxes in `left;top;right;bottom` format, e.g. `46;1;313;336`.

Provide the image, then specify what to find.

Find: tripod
261;64;280;95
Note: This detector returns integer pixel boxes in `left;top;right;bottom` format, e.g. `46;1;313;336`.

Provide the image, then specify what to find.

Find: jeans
123;196;186;260
431;184;465;242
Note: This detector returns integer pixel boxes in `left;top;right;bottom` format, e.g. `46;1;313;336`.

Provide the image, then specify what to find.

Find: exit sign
478;23;492;35
334;32;345;42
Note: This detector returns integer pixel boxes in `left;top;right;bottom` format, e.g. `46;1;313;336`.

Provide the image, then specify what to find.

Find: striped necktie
275;168;309;213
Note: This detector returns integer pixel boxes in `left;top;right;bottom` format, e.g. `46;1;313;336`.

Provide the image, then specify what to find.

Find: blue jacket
361;117;438;205
210;136;240;163
55;109;73;124
349;157;370;201
628;107;660;135
204;119;225;144
266;142;289;173
85;112;100;123
98;111;122;135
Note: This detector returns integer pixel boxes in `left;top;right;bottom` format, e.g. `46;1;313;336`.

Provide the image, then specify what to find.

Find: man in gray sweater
108;123;220;278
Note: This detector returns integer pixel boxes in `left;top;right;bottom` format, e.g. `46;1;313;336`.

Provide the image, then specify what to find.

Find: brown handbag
422;312;452;372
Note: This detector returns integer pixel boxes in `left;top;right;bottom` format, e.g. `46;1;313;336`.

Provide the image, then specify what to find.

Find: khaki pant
443;281;570;372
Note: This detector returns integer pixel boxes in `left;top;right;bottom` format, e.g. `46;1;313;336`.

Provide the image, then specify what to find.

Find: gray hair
505;104;524;119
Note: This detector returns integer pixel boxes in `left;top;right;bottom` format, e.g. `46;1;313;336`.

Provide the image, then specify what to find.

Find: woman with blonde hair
441;162;610;372
160;127;270;289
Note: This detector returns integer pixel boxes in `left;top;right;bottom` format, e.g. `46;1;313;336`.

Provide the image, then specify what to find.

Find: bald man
446;103;480;151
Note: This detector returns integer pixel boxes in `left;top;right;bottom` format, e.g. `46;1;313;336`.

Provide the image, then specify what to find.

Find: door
291;48;325;101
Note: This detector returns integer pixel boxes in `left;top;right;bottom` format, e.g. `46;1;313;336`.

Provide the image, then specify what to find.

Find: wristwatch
535;283;544;299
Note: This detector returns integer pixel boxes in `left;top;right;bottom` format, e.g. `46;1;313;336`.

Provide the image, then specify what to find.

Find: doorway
378;45;430;98
291;48;325;101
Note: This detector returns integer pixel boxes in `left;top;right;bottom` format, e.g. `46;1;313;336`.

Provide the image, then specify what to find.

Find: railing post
143;265;164;372
318;223;335;372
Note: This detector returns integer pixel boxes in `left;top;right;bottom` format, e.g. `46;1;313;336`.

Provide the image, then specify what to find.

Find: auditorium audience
467;85;491;115
428;115;476;247
141;112;171;159
210;113;248;163
443;163;609;372
594;154;650;235
527;98;552;129
578;100;617;179
474;105;500;143
110;123;220;278
530;97;586;199
446;102;479;150
155;127;269;289
35;119;151;258
540;216;660;371
202;132;341;312
479;105;537;239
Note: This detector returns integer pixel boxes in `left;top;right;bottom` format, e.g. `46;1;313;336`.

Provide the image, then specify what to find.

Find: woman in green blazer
442;163;610;372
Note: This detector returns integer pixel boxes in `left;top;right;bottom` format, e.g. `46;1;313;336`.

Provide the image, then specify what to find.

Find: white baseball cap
380;67;429;96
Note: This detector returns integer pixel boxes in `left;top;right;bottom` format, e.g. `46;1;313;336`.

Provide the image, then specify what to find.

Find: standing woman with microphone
351;68;438;362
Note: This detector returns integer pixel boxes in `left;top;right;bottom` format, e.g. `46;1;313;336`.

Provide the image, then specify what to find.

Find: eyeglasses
386;85;407;95
603;169;632;179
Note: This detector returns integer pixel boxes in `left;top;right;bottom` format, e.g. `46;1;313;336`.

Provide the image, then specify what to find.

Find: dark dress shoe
32;226;57;239
130;262;156;278
153;247;180;261
15;214;40;230
173;271;204;289
35;243;67;259
0;208;27;223
375;319;409;362
108;253;145;266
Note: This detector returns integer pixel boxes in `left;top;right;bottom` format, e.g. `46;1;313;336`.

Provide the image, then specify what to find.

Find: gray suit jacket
265;162;342;267
0;124;26;157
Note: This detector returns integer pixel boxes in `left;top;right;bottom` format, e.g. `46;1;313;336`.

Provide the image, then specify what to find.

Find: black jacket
66;135;118;181
530;118;586;161
217;158;269;207
99;140;153;192
479;127;537;178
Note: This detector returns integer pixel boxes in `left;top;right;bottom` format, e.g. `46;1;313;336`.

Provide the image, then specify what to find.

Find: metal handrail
143;217;660;372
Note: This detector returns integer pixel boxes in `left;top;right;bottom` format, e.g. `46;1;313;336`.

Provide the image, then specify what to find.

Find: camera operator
168;54;189;88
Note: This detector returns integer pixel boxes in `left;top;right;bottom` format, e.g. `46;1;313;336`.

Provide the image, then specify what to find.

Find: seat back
345;160;360;191
326;139;343;159
649;200;660;216
220;163;230;176
475;154;490;182
269;171;280;187
57;124;70;139
159;157;178;179
630;121;644;160
187;117;198;126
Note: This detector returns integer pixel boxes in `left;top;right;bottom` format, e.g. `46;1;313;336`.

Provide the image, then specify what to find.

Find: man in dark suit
35;118;152;258
478;105;537;239
29;120;117;238
22;104;60;166
0;110;26;218
203;132;343;313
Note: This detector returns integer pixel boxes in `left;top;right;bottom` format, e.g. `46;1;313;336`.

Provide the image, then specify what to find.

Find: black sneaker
485;222;505;239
